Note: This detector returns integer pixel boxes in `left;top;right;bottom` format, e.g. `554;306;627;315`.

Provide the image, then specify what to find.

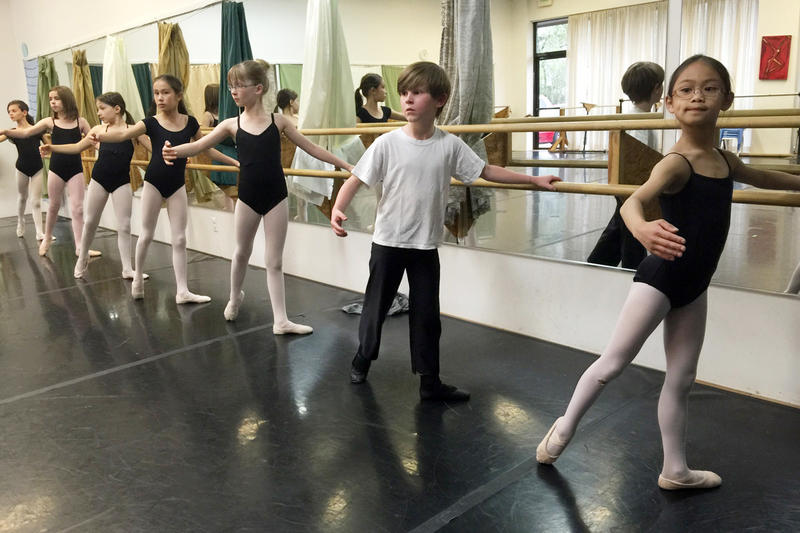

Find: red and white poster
759;35;791;80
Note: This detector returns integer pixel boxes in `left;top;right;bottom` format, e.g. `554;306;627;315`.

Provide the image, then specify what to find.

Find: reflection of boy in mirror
587;61;664;269
332;61;560;402
274;89;299;128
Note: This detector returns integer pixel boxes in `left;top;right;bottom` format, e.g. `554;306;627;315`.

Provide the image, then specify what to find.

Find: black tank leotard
633;150;733;307
235;113;287;215
143;115;199;198
92;125;134;193
9;132;43;177
49;118;84;180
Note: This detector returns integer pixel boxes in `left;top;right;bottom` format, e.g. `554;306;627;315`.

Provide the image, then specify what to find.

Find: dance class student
274;89;299;128
537;55;800;489
354;73;405;123
163;60;353;333
1;87;97;257
40;92;151;279
331;62;560;401
94;74;239;304
0;100;44;239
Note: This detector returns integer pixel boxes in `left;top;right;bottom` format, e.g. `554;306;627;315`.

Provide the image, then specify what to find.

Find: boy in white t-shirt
331;62;560;402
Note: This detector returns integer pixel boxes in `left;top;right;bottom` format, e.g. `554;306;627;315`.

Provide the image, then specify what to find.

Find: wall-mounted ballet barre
70;156;800;208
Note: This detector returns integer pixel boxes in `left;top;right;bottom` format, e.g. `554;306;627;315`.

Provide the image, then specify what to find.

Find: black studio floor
0;216;798;533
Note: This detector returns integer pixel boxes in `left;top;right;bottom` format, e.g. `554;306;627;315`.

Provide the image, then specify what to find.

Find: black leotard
357;105;391;123
50;118;83;180
92;126;134;193
633;150;733;307
143;115;199;198
8;132;43;177
236;113;287;215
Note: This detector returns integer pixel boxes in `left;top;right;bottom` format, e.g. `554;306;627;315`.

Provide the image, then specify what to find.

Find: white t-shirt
629;106;660;151
352;127;485;249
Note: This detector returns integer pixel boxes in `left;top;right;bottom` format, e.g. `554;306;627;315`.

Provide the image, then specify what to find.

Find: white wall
88;197;800;407
0;0;33;220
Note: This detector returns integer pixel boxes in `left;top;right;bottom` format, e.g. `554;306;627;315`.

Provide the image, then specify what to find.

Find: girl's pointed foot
176;291;211;304
224;290;245;321
273;321;313;335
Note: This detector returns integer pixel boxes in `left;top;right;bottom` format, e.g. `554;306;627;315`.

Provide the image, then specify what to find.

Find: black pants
587;198;646;269
357;243;441;376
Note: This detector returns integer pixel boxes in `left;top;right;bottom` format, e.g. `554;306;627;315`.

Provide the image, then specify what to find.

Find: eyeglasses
671;85;725;100
228;84;257;93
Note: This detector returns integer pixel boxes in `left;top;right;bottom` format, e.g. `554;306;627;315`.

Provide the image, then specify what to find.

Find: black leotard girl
50;117;83;180
235;113;287;215
143;115;199;198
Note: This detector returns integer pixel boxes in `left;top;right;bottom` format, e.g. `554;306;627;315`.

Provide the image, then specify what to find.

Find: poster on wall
759;35;791;80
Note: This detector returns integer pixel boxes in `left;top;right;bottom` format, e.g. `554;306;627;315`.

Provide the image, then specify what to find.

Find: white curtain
102;35;146;121
682;0;758;148
291;0;364;205
567;2;668;150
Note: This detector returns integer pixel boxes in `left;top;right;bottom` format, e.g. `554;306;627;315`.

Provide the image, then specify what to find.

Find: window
533;18;567;149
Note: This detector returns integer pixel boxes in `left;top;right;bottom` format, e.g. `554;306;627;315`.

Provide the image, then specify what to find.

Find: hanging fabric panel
36;57;59;122
102;36;146;121
131;63;154;114
89;66;103;98
72;50;99;127
291;0;364;208
439;0;494;238
24;59;39;118
278;64;303;96
380;65;404;113
219;1;253;121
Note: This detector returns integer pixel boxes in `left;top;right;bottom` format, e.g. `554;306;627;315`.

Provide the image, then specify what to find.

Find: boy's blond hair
397;62;451;117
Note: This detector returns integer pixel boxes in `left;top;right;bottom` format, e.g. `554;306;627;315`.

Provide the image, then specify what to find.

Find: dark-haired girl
0;100;44;239
537;55;800;490
274;88;299;128
354;73;404;123
1;87;94;256
94;75;238;303
41;92;151;279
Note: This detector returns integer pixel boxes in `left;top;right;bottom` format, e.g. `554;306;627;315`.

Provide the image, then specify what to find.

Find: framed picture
759;35;791;80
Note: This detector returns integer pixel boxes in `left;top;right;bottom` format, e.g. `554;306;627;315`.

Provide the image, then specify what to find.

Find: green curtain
380;64;404;112
278;64;303;97
219;1;253;121
36;57;59;121
89;65;103;98
132;63;153;114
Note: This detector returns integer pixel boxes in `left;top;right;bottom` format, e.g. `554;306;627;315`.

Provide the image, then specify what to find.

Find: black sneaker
420;382;470;402
350;355;371;384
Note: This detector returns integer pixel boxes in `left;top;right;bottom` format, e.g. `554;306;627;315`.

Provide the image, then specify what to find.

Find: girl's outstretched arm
94;121;146;143
621;154;689;261
1;117;50;138
726;151;800;191
279;115;354;171
163;118;235;163
40;125;99;155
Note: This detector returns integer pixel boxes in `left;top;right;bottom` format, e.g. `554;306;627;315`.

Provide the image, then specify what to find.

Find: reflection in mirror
34;0;799;296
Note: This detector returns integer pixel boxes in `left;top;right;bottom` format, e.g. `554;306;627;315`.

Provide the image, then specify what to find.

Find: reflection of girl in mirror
537;55;800;490
274;88;299;128
40;92;151;280
0;100;44;239
94;74;239;303
163;59;353;334
1;87;95;257
354;73;404;123
203;83;237;211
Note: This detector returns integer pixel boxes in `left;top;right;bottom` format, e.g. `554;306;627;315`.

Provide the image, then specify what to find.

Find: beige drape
157;22;216;202
72;49;98;184
185;64;220;120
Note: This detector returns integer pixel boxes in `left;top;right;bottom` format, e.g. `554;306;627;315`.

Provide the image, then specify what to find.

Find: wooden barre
73;156;800;207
